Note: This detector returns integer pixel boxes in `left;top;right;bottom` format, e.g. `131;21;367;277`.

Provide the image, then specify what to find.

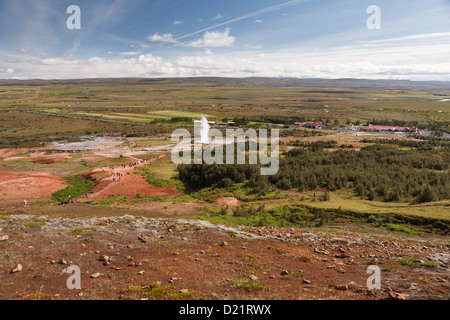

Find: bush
51;176;95;203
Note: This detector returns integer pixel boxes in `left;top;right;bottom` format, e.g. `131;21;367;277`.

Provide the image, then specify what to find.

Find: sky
1;0;450;80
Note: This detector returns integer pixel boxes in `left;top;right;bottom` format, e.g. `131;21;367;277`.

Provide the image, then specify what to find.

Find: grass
398;257;439;268
51;176;96;203
218;279;264;292
298;190;450;220
380;223;422;236
137;156;183;189
18;291;53;300
123;283;199;300
25;219;48;228
70;227;97;234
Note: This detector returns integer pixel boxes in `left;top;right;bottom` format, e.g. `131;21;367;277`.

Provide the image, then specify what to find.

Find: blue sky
1;0;450;80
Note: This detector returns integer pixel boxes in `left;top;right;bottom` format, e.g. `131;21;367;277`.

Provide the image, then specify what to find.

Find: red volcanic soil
31;155;69;164
0;170;66;204
80;155;179;201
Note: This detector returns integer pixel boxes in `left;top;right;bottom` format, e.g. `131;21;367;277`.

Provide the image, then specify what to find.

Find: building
295;121;325;129
366;125;418;133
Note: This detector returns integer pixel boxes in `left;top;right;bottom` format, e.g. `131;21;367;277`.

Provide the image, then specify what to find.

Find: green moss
381;223;422;236
218;279;264;292
70;227;97;234
124;283;198;300
399;257;438;268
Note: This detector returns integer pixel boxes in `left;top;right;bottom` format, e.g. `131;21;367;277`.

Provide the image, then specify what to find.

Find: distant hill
1;77;450;91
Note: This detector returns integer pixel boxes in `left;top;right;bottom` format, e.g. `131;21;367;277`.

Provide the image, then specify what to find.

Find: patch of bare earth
0;170;66;205
0;214;448;300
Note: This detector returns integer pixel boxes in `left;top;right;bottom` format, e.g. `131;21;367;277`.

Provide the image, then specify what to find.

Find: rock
59;258;67;265
179;289;189;294
220;241;228;247
337;268;346;274
407;283;417;291
172;252;180;256
280;270;290;276
212;253;220;257
302;279;311;285
298;256;310;263
0;235;9;241
388;287;408;300
11;264;23;273
138;271;145;275
335;284;348;291
99;255;110;262
249;274;258;281
314;249;329;255
138;234;149;243
90;272;101;278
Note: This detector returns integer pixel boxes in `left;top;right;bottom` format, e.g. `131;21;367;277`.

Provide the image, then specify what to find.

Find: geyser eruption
200;116;210;144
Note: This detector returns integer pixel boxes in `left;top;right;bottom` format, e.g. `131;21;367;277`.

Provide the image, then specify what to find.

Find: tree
418;185;437;203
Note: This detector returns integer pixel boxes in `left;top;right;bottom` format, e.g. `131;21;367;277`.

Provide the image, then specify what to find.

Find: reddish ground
31;155;69;164
0;170;66;205
80;155;179;201
0;214;448;300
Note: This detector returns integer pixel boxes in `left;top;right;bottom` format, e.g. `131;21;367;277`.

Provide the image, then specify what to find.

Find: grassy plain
0;77;449;235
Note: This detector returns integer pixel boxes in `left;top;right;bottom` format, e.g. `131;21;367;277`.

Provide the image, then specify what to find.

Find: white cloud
244;44;263;49
186;28;235;48
119;51;141;56
3;32;450;81
173;20;182;25
254;20;263;24
147;33;176;43
212;14;224;20
148;29;235;48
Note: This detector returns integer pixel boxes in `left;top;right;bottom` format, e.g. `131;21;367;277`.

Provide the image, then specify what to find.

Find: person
23;200;27;208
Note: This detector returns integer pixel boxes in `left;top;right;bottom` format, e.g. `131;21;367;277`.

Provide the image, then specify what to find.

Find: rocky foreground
0;214;448;300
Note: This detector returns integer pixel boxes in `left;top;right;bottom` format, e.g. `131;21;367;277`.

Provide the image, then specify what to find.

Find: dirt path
80;154;178;201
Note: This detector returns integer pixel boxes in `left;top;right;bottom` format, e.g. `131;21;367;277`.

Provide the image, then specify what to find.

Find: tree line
178;144;449;204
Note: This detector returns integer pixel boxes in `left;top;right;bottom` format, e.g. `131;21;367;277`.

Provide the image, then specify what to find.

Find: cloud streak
174;0;310;42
